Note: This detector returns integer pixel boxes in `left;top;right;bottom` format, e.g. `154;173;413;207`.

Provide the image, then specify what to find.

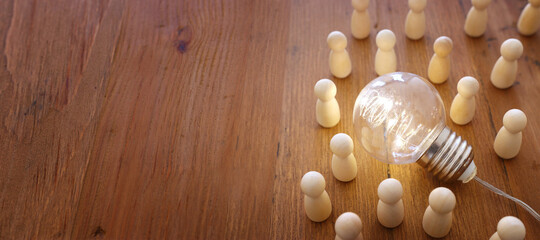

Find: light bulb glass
353;72;446;164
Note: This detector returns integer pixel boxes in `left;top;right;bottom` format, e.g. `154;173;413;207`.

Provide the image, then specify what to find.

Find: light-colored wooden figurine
328;31;352;78
301;171;332;222
351;0;370;39
450;76;480;125
375;29;397;76
314;79;340;128
489;216;526;240
422;187;456;238
494;109;527;159
517;0;540;36
428;36;453;84
405;0;427;40
490;39;523;89
464;0;492;37
330;133;357;182
335;212;363;240
377;178;404;228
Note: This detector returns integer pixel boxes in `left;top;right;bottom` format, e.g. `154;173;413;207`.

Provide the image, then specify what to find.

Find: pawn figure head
457;76;479;98
352;0;369;11
409;0;427;12
330;133;354;157
500;39;523;61
472;0;491;10
497;216;526;240
376;29;396;51
301;171;326;198
530;0;540;8
503;109;527;134
327;31;347;51
428;187;456;214
433;36;453;57
377;178;403;204
314;79;337;101
335;212;363;240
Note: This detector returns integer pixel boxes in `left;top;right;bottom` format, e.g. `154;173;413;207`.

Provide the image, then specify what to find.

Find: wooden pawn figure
489;216;526;240
450;76;479;125
494;109;527;159
301;171;332;222
422;187;456;238
490;39;523;89
428;36;453;84
375;29;396;76
517;0;540;36
328;31;352;78
464;0;492;37
404;0;427;40
377;178;404;228
314;79;340;128
330;133;357;182
351;0;370;39
335;212;363;240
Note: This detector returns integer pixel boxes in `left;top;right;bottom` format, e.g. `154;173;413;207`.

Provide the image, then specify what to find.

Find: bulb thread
418;127;474;182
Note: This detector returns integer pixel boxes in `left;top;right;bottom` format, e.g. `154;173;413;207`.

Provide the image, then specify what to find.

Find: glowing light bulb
353;72;477;183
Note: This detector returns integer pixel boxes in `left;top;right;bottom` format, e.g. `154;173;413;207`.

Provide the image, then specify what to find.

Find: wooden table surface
0;0;539;239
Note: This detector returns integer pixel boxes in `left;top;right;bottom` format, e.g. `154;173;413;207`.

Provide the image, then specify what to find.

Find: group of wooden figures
302;0;538;238
351;0;540;40
301;134;526;239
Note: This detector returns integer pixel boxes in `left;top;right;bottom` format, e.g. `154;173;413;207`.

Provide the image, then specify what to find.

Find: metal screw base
417;127;476;182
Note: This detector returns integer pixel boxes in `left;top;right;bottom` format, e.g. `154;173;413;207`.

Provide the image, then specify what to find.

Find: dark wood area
0;0;538;239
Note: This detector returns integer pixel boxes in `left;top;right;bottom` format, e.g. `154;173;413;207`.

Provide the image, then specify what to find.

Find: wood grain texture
0;0;538;239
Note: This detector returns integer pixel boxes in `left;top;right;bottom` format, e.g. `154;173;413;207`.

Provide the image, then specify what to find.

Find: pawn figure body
351;0;370;39
377;178;404;228
491;39;523;89
405;0;427;40
328;31;352;78
450;76;479;125
489;216;526;240
375;30;397;76
428;36;453;84
464;0;492;37
330;133;357;182
335;212;363;240
301;171;332;222
423;187;456;238
494;109;527;159
315;79;340;128
517;0;540;36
